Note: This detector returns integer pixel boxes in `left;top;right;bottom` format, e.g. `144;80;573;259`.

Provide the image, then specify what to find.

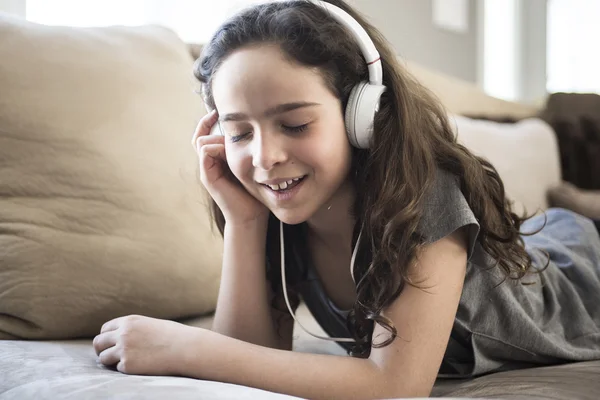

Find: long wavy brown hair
194;0;543;358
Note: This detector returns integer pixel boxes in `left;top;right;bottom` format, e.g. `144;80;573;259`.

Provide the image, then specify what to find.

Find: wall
348;0;479;83
520;0;547;104
0;0;25;16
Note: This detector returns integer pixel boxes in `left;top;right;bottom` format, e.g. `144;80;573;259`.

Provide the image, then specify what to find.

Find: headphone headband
306;0;383;85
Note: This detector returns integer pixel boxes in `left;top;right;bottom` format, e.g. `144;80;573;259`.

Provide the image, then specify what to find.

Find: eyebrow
220;101;321;122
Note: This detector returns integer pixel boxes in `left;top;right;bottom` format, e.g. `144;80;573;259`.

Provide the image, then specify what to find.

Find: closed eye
282;123;309;133
229;123;310;143
230;132;250;143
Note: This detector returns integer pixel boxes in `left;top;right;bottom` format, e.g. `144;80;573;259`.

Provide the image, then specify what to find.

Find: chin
270;208;312;226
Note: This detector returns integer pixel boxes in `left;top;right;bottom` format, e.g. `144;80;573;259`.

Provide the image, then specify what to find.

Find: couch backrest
403;60;540;120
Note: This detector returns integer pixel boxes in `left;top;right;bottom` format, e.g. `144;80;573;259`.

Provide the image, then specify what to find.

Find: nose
252;129;288;170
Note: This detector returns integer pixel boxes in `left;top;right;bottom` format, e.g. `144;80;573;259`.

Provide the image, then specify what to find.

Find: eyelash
230;123;310;143
283;123;309;133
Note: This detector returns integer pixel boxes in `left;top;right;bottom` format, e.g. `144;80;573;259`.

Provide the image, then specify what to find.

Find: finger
100;317;125;334
199;143;227;175
98;344;121;367
116;359;129;374
191;110;219;145
194;133;224;151
93;331;118;356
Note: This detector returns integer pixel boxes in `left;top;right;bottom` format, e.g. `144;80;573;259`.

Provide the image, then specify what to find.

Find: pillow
0;13;223;339
449;115;562;216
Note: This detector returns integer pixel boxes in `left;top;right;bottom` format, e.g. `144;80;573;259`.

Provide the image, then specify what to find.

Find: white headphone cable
279;220;361;343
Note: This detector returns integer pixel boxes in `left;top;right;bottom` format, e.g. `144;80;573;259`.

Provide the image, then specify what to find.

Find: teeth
266;176;303;191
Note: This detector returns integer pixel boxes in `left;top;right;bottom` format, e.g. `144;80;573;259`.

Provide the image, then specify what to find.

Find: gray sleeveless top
287;169;600;378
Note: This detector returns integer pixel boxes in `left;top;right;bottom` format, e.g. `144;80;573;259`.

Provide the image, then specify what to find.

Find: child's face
211;45;353;225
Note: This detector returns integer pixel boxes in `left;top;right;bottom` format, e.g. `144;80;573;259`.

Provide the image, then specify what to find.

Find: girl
93;1;600;398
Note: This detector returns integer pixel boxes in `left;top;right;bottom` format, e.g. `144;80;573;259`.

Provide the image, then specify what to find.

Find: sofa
1;12;599;400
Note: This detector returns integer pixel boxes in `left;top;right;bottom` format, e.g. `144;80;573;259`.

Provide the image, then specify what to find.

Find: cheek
225;146;252;181
312;127;352;167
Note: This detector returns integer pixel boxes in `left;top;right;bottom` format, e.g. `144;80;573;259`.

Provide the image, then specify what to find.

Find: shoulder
418;168;480;260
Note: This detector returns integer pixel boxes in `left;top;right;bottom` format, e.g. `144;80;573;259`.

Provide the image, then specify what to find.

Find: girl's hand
192;110;269;227
93;315;194;376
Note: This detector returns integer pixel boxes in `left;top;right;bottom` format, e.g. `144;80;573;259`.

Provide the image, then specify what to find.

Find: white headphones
209;0;386;149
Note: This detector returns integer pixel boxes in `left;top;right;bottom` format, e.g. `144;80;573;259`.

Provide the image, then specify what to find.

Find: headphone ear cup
344;82;387;149
344;82;367;148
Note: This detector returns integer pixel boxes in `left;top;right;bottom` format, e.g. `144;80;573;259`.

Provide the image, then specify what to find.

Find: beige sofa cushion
405;60;539;120
0;14;222;339
450;115;562;215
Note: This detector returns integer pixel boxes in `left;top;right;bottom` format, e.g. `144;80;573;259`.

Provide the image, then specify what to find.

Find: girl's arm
181;227;469;399
211;220;294;350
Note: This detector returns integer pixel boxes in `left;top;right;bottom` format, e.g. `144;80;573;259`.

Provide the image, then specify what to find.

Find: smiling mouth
262;176;306;192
